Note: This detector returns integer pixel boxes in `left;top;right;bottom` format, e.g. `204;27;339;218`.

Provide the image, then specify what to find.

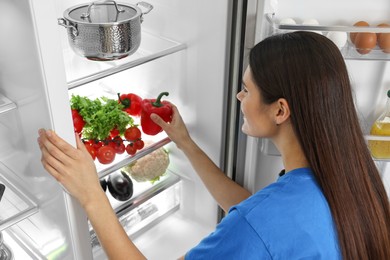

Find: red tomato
97;146;116;164
110;128;120;138
125;144;137;156
85;144;97;160
114;143;126;154
134;140;145;150
124;126;141;141
92;141;103;150
112;136;123;144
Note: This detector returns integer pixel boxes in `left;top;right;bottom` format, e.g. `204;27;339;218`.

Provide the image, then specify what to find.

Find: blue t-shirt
185;168;341;259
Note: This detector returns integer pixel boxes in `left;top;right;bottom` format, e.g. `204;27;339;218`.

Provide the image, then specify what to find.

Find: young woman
38;31;390;259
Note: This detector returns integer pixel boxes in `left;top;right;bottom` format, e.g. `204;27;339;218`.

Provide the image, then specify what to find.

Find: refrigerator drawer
0;163;38;232
90;172;181;259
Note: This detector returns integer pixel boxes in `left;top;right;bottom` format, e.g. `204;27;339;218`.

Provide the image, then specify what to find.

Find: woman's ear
274;98;291;125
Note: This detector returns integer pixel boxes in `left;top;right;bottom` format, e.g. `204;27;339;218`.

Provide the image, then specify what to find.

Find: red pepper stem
117;93;130;107
152;92;169;107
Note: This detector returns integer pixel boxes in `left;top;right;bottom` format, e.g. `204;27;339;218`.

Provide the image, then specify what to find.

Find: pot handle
57;18;79;37
81;0;125;19
137;2;154;23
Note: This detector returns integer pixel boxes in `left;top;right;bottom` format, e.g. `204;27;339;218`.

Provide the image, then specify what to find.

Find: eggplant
107;172;133;201
0;183;5;202
100;179;107;192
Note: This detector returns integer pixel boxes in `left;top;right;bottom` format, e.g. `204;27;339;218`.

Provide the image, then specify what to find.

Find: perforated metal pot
58;1;153;61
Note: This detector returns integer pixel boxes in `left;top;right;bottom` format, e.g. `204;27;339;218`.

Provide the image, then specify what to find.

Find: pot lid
65;1;139;24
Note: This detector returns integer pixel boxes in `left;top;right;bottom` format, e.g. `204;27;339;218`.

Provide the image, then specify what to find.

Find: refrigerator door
0;0;93;258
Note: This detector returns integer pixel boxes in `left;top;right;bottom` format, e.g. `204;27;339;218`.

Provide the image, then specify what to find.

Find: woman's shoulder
228;167;341;259
233;167;322;214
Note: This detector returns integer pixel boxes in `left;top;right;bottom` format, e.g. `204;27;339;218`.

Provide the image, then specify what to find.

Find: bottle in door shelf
368;90;390;159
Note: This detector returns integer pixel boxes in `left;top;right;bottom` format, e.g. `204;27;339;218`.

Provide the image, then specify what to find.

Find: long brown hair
249;31;390;259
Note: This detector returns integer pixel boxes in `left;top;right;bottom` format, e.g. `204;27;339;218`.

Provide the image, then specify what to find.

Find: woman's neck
273;124;309;173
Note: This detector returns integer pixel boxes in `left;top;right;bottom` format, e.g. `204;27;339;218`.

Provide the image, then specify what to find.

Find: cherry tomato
85;144;97;160
112;136;123;144
125;144;137;156
110;128;120;138
114;143;126;154
134;140;145;150
124;126;141;141
97;146;116;164
92;141;103;150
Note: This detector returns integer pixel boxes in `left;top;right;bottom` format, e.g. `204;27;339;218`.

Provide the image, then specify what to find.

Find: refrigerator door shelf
265;13;390;61
0;163;38;232
0;94;16;116
365;135;390;161
90;172;181;258
63;32;186;90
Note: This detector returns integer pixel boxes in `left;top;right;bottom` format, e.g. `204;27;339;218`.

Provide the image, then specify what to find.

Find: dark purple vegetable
100;179;107;192
0;184;5;202
107;172;133;201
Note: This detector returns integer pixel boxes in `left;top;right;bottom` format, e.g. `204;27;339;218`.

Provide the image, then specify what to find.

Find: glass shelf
0;94;16;115
265;13;390;61
96;136;171;179
63;32;186;89
0;163;38;232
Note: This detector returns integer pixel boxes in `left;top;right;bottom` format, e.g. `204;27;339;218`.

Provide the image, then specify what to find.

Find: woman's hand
37;129;104;209
150;105;193;150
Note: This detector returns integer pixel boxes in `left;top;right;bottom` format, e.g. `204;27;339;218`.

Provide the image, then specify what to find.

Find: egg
326;31;347;48
302;18;322;35
279;18;296;25
377;23;390;53
354;32;377;54
350;21;369;44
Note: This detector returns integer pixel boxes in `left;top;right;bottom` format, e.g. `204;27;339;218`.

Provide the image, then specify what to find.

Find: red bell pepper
140;92;173;135
118;93;143;116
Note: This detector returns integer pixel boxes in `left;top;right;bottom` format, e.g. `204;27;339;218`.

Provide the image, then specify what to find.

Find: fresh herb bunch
70;95;135;140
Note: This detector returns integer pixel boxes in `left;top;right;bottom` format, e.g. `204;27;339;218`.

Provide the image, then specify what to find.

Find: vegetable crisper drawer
90;172;181;258
0;163;38;231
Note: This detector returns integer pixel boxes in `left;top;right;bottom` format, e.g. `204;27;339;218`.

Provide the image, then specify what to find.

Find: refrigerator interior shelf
0;94;16;116
0;163;38;232
96;137;172;179
63;32;186;90
265;13;390;61
364;135;390;161
365;135;390;141
91;171;181;254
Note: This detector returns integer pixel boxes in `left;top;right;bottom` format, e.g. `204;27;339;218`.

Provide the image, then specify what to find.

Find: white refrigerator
0;0;389;259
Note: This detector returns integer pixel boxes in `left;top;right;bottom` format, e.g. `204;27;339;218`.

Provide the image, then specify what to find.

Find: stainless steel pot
58;0;153;61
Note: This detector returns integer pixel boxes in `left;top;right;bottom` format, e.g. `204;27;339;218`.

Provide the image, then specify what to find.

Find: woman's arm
151;106;251;212
38;129;145;260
